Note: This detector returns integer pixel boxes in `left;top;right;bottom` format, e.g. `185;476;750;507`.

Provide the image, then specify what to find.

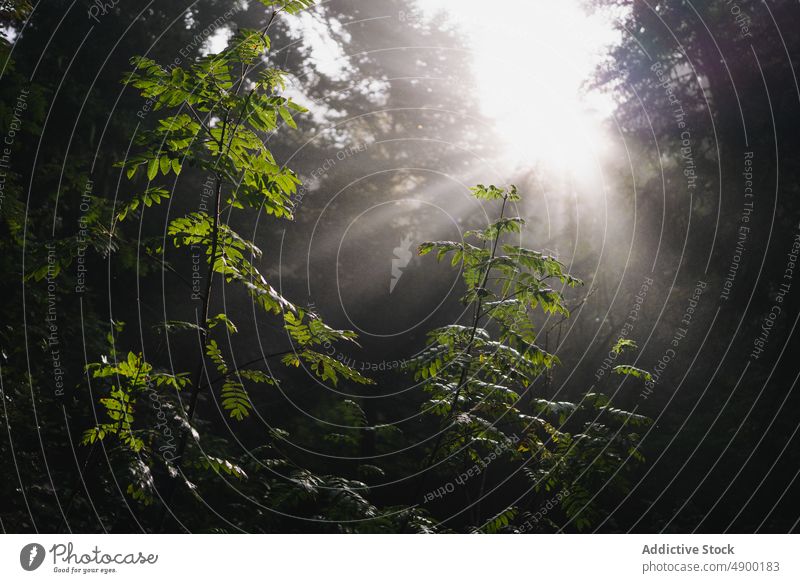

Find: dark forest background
1;0;799;533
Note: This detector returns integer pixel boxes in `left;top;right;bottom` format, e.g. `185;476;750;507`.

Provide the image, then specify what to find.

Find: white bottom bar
1;534;796;581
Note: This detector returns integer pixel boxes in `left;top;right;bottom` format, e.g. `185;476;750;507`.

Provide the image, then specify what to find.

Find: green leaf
611;338;638;355
221;379;252;420
207;313;238;333
196;456;248;479
146;157;158;181
481;507;517;533
278;106;297;129
612;365;653;382
206;340;228;374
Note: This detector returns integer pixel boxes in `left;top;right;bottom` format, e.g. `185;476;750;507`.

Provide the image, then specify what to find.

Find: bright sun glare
417;0;618;178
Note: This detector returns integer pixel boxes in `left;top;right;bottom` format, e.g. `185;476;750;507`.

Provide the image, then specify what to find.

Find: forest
1;0;799;534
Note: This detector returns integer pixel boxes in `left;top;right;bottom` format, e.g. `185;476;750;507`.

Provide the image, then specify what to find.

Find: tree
591;0;800;531
2;0;661;533
58;0;376;532
410;184;650;531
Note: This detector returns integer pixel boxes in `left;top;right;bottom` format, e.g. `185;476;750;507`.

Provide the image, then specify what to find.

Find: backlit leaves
76;0;383;514
196;456;248;479
612;364;653;382
470;183;520;201
258;0;316;15
410;184;648;533
221;379;252;421
611;337;638;356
